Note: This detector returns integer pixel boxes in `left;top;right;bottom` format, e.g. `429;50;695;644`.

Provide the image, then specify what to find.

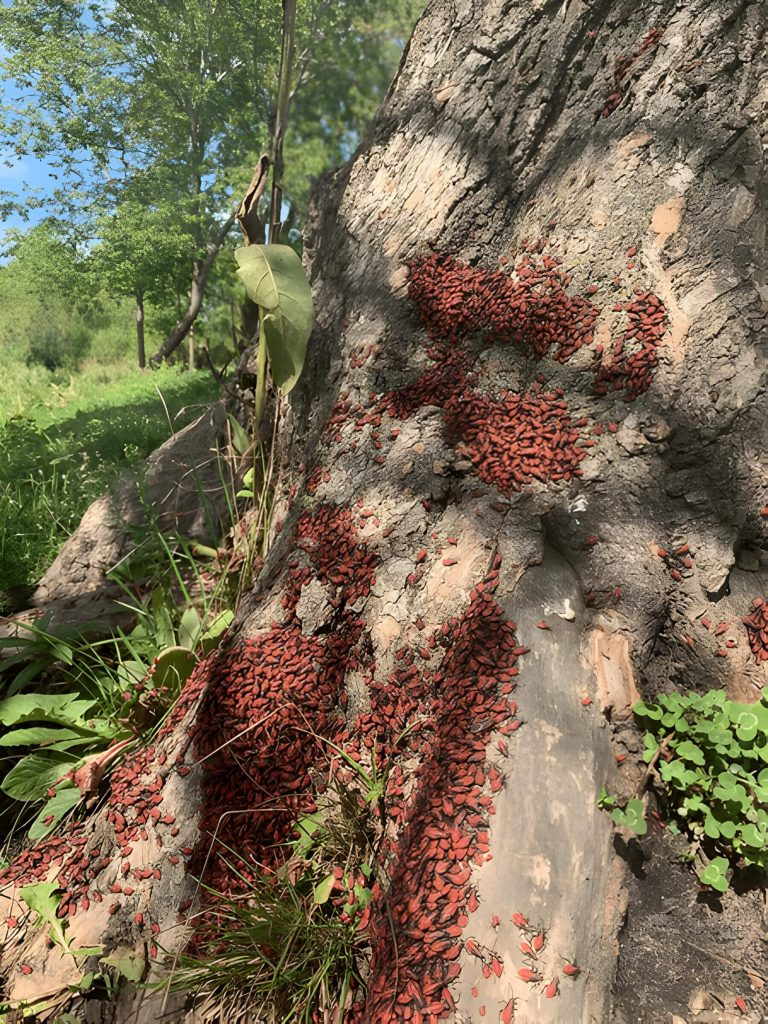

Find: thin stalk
254;318;269;430
270;0;297;243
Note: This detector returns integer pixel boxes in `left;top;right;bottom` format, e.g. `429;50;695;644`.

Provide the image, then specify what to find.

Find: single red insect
532;931;546;953
735;996;747;1013
545;977;559;999
511;912;528;928
517;967;541;983
21;963;32;975
562;962;581;977
134;912;144;926
500;998;516;1023
536;620;550;630
581;696;592;706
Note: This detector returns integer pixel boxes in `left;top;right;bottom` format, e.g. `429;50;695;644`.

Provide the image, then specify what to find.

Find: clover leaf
698;857;730;893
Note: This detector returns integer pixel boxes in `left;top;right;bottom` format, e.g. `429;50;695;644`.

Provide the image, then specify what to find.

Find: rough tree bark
1;1;765;1022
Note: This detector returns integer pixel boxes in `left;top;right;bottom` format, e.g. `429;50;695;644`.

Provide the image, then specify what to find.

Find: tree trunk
1;1;765;1022
150;211;237;366
135;287;146;369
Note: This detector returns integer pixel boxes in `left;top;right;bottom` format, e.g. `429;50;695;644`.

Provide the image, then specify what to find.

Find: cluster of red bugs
657;542;695;584
510;912;580;1001
357;565;526;1023
406;251;600;362
0;659;213;933
593;287;667;401
690;614;736;658
444;383;590;491
598;27;665;118
183;517;529;1023
188;503;378;896
312;248;667;504
743;599;768;664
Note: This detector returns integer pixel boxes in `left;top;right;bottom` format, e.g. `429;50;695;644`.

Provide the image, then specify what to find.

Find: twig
636;734;673;797
681;939;766;982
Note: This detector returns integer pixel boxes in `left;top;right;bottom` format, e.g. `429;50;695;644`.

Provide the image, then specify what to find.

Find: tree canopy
0;0;423;363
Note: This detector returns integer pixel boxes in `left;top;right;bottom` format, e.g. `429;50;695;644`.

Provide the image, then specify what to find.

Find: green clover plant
633;690;768;892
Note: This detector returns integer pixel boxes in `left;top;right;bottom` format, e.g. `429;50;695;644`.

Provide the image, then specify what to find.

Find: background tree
0;220;95;370
0;0;423;364
89;188;192;368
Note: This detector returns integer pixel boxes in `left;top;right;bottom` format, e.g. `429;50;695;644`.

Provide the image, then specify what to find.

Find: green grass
0;357;221;610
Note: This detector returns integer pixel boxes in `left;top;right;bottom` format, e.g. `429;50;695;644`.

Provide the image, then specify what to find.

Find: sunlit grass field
0;354;221;610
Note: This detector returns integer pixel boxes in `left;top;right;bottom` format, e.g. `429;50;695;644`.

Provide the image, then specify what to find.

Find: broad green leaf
739;823;766;848
0;726;92;747
0;693;95;726
633;701;663;721
675;741;705;765
698;859;729;892
199;610;234;655
612;800;647;836
235;244;313;394
151;646;197;691
28;785;82;841
151;589;176;650
178;607;201;651
1;749;81;801
226;412;250;456
718;819;737;840
100;947;145;982
313;873;335;905
291;812;324;858
19;881;68;950
703;814;720;839
116;660;146;690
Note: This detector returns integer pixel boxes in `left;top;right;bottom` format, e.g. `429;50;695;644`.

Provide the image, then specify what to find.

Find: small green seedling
611;798;648;836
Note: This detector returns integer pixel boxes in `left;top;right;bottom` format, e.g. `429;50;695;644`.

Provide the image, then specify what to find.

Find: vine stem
254;316;268;431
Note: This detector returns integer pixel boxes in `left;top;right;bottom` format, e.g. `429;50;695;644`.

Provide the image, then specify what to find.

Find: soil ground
613;825;768;1024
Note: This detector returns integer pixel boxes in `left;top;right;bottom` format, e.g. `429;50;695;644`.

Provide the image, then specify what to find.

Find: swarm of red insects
593;288;667;402
598;27;665;118
743;598;768;664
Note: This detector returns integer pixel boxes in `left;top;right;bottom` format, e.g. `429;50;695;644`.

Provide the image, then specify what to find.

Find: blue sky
0;34;57;241
0;155;57;235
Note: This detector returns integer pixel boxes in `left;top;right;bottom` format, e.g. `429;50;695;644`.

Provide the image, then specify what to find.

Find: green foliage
19;881;102;957
634;689;768;892
611;798;648;836
164;759;382;1023
0;364;219;608
0;0;423;360
0;531;233;843
235;243;313;395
